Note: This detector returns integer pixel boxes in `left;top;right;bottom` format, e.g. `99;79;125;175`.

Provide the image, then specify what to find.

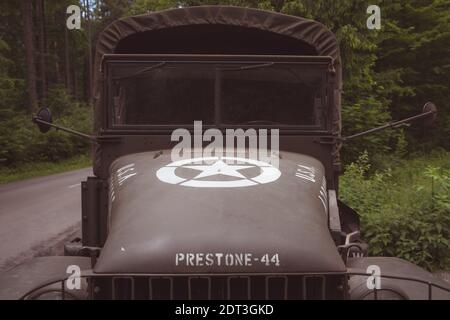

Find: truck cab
1;5;449;300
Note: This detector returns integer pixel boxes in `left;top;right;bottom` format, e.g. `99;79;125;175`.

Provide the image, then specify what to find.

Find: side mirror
422;102;437;128
33;108;52;133
31;107;96;141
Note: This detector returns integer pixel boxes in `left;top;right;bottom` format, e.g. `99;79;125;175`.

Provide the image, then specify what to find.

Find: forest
0;0;448;270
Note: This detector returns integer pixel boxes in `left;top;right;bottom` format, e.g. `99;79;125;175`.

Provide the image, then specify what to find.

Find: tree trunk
36;0;47;101
64;22;73;94
22;0;38;113
85;0;93;104
73;69;78;99
54;40;63;84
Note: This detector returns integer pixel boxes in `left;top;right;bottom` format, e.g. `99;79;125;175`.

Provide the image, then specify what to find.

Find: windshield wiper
218;62;275;72
113;62;166;80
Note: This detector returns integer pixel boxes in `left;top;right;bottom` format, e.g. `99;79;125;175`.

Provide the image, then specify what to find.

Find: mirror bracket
32;108;97;142
342;102;437;142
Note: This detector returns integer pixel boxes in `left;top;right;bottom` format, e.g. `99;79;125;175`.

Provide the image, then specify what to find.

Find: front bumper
1;256;449;300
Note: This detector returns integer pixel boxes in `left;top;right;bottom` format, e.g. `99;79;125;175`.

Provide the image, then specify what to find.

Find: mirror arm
32;117;97;142
342;107;437;142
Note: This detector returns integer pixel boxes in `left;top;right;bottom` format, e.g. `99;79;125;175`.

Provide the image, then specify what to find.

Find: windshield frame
102;54;335;133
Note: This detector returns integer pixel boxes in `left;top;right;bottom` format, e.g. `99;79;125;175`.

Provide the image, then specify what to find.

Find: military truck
1;6;448;300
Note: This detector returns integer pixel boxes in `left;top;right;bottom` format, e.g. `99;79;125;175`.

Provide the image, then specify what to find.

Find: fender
347;257;450;300
0;256;91;300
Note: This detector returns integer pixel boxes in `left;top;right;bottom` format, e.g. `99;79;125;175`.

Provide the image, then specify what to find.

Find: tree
376;0;450;150
64;21;73;94
127;0;399;164
21;0;38;113
83;0;93;103
128;0;179;15
276;0;398;164
36;0;48;101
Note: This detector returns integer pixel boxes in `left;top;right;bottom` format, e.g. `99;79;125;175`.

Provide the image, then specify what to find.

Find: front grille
21;272;450;300
91;275;344;300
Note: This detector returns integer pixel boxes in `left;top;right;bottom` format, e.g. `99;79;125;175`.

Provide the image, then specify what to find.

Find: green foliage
0;38;24;111
170;0;407;164
127;0;180;15
0;0;447;271
376;0;450;150
1;0;444;166
0;86;92;167
340;152;450;270
42;85;79;116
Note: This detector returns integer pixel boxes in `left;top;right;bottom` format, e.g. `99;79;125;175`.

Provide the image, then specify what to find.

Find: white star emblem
184;160;253;179
156;156;281;188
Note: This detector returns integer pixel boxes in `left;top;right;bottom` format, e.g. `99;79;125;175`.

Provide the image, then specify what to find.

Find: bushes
0;85;92;167
340;152;450;270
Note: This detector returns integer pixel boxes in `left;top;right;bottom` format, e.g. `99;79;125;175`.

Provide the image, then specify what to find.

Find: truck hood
94;150;345;273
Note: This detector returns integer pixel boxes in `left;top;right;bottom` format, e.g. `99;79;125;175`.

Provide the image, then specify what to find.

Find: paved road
0;168;92;272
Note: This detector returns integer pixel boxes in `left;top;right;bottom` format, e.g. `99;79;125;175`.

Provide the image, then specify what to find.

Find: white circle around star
156;156;281;188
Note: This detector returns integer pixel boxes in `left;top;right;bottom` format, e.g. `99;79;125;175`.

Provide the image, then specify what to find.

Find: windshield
109;60;327;127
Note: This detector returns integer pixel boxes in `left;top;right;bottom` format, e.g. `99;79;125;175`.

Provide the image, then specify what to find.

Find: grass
388;150;450;186
376;151;450;211
0;154;91;185
341;150;450;214
339;150;450;270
